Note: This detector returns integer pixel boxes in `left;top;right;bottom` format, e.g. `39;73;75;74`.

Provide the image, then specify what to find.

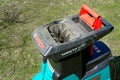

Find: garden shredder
32;4;116;80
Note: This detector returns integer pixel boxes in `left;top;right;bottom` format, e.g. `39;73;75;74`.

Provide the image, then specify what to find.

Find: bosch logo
34;33;45;49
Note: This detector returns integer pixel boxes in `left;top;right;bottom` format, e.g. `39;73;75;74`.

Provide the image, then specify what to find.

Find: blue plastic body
32;41;112;80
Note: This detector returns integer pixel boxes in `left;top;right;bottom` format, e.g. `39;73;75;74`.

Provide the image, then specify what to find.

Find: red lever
80;4;102;30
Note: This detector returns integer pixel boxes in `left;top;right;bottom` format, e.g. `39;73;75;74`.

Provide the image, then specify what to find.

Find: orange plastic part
35;35;45;49
80;4;102;30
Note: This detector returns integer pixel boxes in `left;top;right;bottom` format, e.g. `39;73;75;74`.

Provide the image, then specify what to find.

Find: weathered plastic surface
32;15;114;61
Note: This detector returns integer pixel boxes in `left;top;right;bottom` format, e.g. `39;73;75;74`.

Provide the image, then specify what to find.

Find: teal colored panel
63;74;79;80
85;66;111;80
44;62;53;80
32;61;46;80
32;61;53;80
32;62;111;80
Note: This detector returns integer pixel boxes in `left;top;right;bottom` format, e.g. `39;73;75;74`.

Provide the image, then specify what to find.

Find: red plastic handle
80;4;102;30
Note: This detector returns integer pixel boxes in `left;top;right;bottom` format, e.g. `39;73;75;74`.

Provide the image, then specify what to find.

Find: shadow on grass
114;56;120;80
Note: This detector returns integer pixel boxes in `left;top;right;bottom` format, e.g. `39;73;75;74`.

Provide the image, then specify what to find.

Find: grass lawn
0;0;120;80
